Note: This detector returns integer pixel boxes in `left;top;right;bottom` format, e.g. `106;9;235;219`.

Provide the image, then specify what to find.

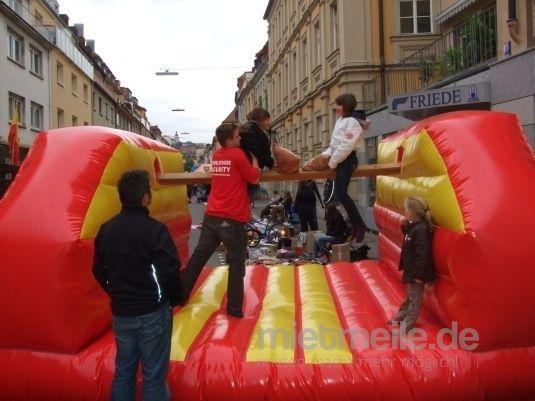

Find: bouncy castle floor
2;262;535;401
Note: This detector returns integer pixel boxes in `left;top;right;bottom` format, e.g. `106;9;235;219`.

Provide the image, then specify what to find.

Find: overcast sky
58;0;268;143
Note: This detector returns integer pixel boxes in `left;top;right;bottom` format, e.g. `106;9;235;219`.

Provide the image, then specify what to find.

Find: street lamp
155;69;179;76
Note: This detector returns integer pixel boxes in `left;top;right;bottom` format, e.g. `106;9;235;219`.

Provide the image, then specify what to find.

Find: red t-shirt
205;147;260;223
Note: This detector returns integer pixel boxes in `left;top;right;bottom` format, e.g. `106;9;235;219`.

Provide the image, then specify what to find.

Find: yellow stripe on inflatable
170;267;228;361
377;129;464;232
247;265;296;363
299;264;353;364
80;141;188;239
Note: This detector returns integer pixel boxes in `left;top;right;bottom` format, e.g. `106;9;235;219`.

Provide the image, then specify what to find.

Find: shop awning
435;0;477;25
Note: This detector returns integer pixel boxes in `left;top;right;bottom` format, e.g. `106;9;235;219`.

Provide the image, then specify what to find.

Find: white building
0;0;51;153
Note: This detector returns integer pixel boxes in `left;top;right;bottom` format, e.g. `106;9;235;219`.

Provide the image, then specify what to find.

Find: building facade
265;0;422;196
28;0;93;128
0;0;51;193
90;52;119;129
261;0;534;229
358;0;535;228
236;42;270;122
235;71;254;122
0;0;166;196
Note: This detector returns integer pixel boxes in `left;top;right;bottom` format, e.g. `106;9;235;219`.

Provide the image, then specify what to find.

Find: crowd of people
91;94;435;400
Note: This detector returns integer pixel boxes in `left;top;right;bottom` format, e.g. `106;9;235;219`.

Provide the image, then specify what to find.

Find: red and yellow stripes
81;141;188;240
377;129;464;232
173;264;355;365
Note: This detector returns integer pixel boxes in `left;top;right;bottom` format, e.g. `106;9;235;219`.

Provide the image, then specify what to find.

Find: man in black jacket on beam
93;169;181;401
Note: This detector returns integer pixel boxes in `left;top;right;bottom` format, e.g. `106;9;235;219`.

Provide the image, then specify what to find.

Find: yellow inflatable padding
299;264;353;364
377;130;464;232
247;265;296;363
170;267;228;361
80;141;188;239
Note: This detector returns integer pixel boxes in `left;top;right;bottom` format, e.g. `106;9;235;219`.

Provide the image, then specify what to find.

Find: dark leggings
334;151;367;242
298;211;318;232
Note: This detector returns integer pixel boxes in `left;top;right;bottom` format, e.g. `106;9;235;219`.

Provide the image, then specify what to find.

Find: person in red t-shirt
181;123;260;317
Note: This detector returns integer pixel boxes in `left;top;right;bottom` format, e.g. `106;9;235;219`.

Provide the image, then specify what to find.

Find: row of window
271;2;339;109
56;108;88;128
270;0;432;114
6;29;92;106
8;92;43;131
56;62;90;102
8;91;94;131
280;114;327;152
92;95;117;124
7;29;44;77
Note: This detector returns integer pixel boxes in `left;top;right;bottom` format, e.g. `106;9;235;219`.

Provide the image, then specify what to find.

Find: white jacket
322;117;366;169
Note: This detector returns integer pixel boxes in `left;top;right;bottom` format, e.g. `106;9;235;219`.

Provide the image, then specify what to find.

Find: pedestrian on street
92;169;181;401
294;180;323;233
239;107;276;203
181;123;260;318
388;197;435;332
321;93;369;242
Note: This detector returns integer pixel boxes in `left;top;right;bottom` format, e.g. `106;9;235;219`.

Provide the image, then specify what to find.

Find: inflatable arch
0;111;534;400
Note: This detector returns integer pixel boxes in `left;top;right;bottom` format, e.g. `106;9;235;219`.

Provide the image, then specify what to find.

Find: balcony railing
362;5;496;111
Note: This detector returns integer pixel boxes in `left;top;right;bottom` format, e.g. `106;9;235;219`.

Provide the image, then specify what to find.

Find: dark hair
117;169;151;207
215;123;238;147
247;107;270;122
335;93;357;116
325;202;341;228
238;123;249;136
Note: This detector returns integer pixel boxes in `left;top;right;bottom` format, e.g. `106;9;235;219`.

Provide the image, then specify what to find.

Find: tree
183;158;194;172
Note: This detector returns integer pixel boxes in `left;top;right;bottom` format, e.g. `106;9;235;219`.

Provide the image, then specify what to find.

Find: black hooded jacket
240;121;275;169
399;220;435;283
93;206;182;316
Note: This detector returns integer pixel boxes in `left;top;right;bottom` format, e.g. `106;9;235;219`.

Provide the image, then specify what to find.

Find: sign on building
388;83;491;120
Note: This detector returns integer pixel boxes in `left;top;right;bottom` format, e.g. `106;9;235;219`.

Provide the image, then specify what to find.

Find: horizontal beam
157;163;401;185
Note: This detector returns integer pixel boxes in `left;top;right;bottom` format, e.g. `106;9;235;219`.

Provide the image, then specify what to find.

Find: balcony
362;5;496;112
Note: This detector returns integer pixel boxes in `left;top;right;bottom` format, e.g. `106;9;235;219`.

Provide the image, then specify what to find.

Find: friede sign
388;83;491;119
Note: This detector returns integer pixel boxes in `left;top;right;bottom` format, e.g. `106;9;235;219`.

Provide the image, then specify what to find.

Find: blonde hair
405;197;433;226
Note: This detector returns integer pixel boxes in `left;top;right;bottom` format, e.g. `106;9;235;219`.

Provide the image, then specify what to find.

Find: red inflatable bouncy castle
0;112;534;401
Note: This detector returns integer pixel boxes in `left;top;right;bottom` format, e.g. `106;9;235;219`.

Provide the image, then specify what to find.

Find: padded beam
157;162;402;185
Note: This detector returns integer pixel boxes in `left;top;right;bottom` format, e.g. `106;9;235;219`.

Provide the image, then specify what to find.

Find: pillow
273;144;300;174
303;154;330;171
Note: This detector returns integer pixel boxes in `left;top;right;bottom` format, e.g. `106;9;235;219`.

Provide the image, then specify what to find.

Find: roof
222;107;238;124
263;0;276;20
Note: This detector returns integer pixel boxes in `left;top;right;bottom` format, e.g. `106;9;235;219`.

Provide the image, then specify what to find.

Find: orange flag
8;107;20;166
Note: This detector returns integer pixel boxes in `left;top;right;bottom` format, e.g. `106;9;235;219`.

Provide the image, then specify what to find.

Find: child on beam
239;107;277;203
322;93;369;243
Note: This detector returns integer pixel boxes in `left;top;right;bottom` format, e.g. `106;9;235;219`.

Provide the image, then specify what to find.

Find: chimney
59;14;69;25
86;39;95;53
73;23;84;39
46;0;59;13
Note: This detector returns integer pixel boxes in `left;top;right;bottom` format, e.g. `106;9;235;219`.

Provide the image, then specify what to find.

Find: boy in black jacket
93;169;181;401
240;107;276;202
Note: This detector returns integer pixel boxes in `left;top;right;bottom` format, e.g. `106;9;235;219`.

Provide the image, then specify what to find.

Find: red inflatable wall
0;128;190;354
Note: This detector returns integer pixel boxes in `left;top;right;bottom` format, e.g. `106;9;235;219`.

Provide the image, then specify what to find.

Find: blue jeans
111;303;172;401
315;235;336;255
334;151;366;241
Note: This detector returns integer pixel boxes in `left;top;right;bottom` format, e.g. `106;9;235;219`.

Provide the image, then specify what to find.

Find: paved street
187;197;378;267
